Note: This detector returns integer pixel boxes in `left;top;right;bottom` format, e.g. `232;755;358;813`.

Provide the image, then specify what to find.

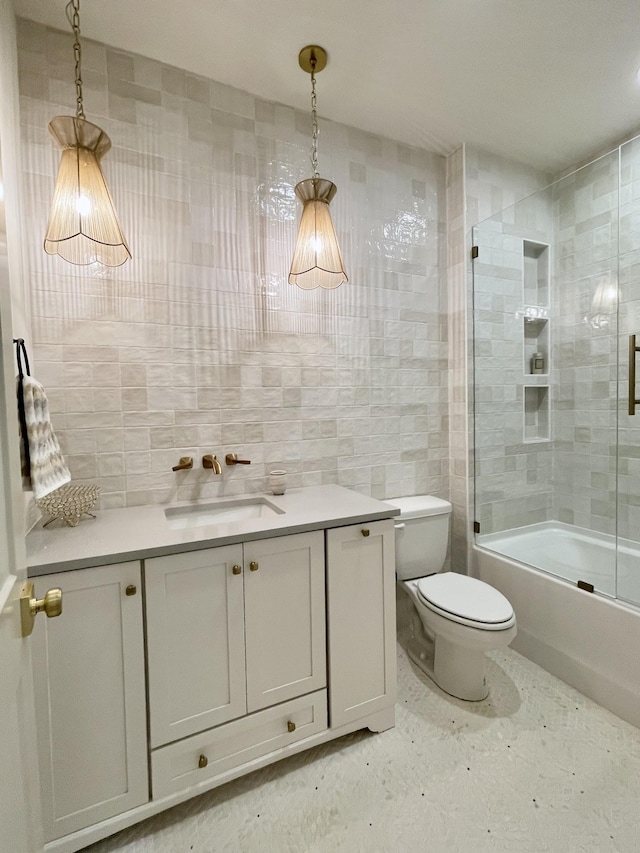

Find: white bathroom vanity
26;485;399;853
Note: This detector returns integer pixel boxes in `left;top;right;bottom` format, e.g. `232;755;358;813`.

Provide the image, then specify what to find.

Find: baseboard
513;627;640;730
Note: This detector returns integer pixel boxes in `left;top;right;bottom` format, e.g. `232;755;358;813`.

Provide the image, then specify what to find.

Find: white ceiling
12;0;640;173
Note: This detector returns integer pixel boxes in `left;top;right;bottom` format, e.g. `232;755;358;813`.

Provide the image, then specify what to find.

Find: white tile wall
17;19;449;510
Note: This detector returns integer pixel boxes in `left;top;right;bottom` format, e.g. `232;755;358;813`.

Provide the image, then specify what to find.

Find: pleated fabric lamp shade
288;178;347;290
44;115;131;267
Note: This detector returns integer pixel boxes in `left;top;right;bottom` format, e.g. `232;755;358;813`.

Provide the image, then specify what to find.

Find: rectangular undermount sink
164;496;285;530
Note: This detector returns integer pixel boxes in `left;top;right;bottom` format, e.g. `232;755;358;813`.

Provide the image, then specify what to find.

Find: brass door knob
287;720;296;733
361;529;370;537
20;581;62;637
125;585;137;596
198;754;208;769
249;561;259;572
232;565;242;575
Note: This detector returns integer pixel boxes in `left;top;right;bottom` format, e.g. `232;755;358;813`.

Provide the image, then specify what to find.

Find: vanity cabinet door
326;519;396;728
145;544;246;747
31;562;148;842
244;531;326;713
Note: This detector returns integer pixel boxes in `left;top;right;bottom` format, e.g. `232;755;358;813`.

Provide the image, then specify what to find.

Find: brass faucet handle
172;456;193;471
225;453;251;465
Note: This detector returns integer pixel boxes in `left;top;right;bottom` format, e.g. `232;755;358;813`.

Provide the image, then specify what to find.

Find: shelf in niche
524;385;550;443
524;317;549;376
523;240;549;308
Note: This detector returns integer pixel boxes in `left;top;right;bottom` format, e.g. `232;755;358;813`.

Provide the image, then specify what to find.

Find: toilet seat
416;573;515;631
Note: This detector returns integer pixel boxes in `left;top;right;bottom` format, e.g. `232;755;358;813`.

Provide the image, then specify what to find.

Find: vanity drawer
151;690;327;798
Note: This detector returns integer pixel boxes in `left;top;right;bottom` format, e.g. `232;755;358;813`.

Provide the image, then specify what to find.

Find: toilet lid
416;573;514;628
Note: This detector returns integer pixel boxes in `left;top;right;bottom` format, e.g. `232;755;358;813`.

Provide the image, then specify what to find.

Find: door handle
630;335;640;415
20;581;62;637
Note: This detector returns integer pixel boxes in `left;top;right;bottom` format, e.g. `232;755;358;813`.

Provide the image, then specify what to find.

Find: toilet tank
385;495;452;581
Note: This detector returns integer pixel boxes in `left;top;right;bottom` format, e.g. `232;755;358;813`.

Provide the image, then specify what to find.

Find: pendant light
289;45;347;290
44;0;131;267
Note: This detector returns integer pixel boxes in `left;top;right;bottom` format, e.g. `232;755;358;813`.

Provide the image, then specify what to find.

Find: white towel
20;375;71;499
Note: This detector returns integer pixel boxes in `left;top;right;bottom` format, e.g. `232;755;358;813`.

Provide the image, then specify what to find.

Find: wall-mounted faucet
203;455;222;474
172;456;193;471
225;453;251;466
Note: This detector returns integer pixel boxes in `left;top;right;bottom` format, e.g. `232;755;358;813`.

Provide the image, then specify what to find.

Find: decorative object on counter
44;0;131;267
289;45;347;290
37;483;100;528
269;470;287;495
202;455;222;473
14;338;71;500
225;453;251;465
530;351;546;374
172;456;193;471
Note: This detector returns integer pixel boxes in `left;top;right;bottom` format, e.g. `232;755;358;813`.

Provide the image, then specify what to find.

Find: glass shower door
473;150;620;598
617;136;640;607
472;188;555;542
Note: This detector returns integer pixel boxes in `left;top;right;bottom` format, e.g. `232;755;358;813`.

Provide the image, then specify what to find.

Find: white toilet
387;495;516;701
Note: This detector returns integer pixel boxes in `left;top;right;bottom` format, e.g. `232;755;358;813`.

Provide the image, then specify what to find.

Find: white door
0;248;42;850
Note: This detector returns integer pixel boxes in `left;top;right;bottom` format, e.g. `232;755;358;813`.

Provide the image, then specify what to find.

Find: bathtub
473;522;640;730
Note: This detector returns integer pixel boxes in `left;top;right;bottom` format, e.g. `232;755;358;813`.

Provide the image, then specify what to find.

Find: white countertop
26;485;400;576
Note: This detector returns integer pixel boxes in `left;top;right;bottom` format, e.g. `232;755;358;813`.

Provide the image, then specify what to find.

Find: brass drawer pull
361;529;370;537
287;720;296;733
198;754;208;769
249;561;259;571
232;565;242;575
125;585;137;596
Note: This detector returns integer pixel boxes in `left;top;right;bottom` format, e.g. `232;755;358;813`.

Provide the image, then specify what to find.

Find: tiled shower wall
17;19;448;509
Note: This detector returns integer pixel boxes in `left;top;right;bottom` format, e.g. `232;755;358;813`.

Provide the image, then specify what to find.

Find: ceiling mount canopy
44;0;131;268
288;44;347;291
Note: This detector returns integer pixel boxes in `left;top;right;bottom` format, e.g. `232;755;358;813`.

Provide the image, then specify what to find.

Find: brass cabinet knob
287;720;296;733
20;582;62;637
249;561;259;572
232;565;242;575
125;585;137;596
198;754;208;769
361;528;370;537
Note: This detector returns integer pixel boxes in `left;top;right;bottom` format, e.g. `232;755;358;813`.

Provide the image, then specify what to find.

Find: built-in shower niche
524;385;550;442
524;317;549;375
523;240;549;306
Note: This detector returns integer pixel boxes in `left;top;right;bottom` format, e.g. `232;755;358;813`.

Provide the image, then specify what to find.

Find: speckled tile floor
85;645;640;853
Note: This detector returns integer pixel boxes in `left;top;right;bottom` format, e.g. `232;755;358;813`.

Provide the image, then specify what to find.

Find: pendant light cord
310;60;319;179
65;0;85;119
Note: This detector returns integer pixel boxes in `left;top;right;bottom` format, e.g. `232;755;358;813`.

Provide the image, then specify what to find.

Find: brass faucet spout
203;454;222;474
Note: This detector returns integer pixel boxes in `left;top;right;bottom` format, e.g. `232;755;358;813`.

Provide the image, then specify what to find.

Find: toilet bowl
386;496;517;701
